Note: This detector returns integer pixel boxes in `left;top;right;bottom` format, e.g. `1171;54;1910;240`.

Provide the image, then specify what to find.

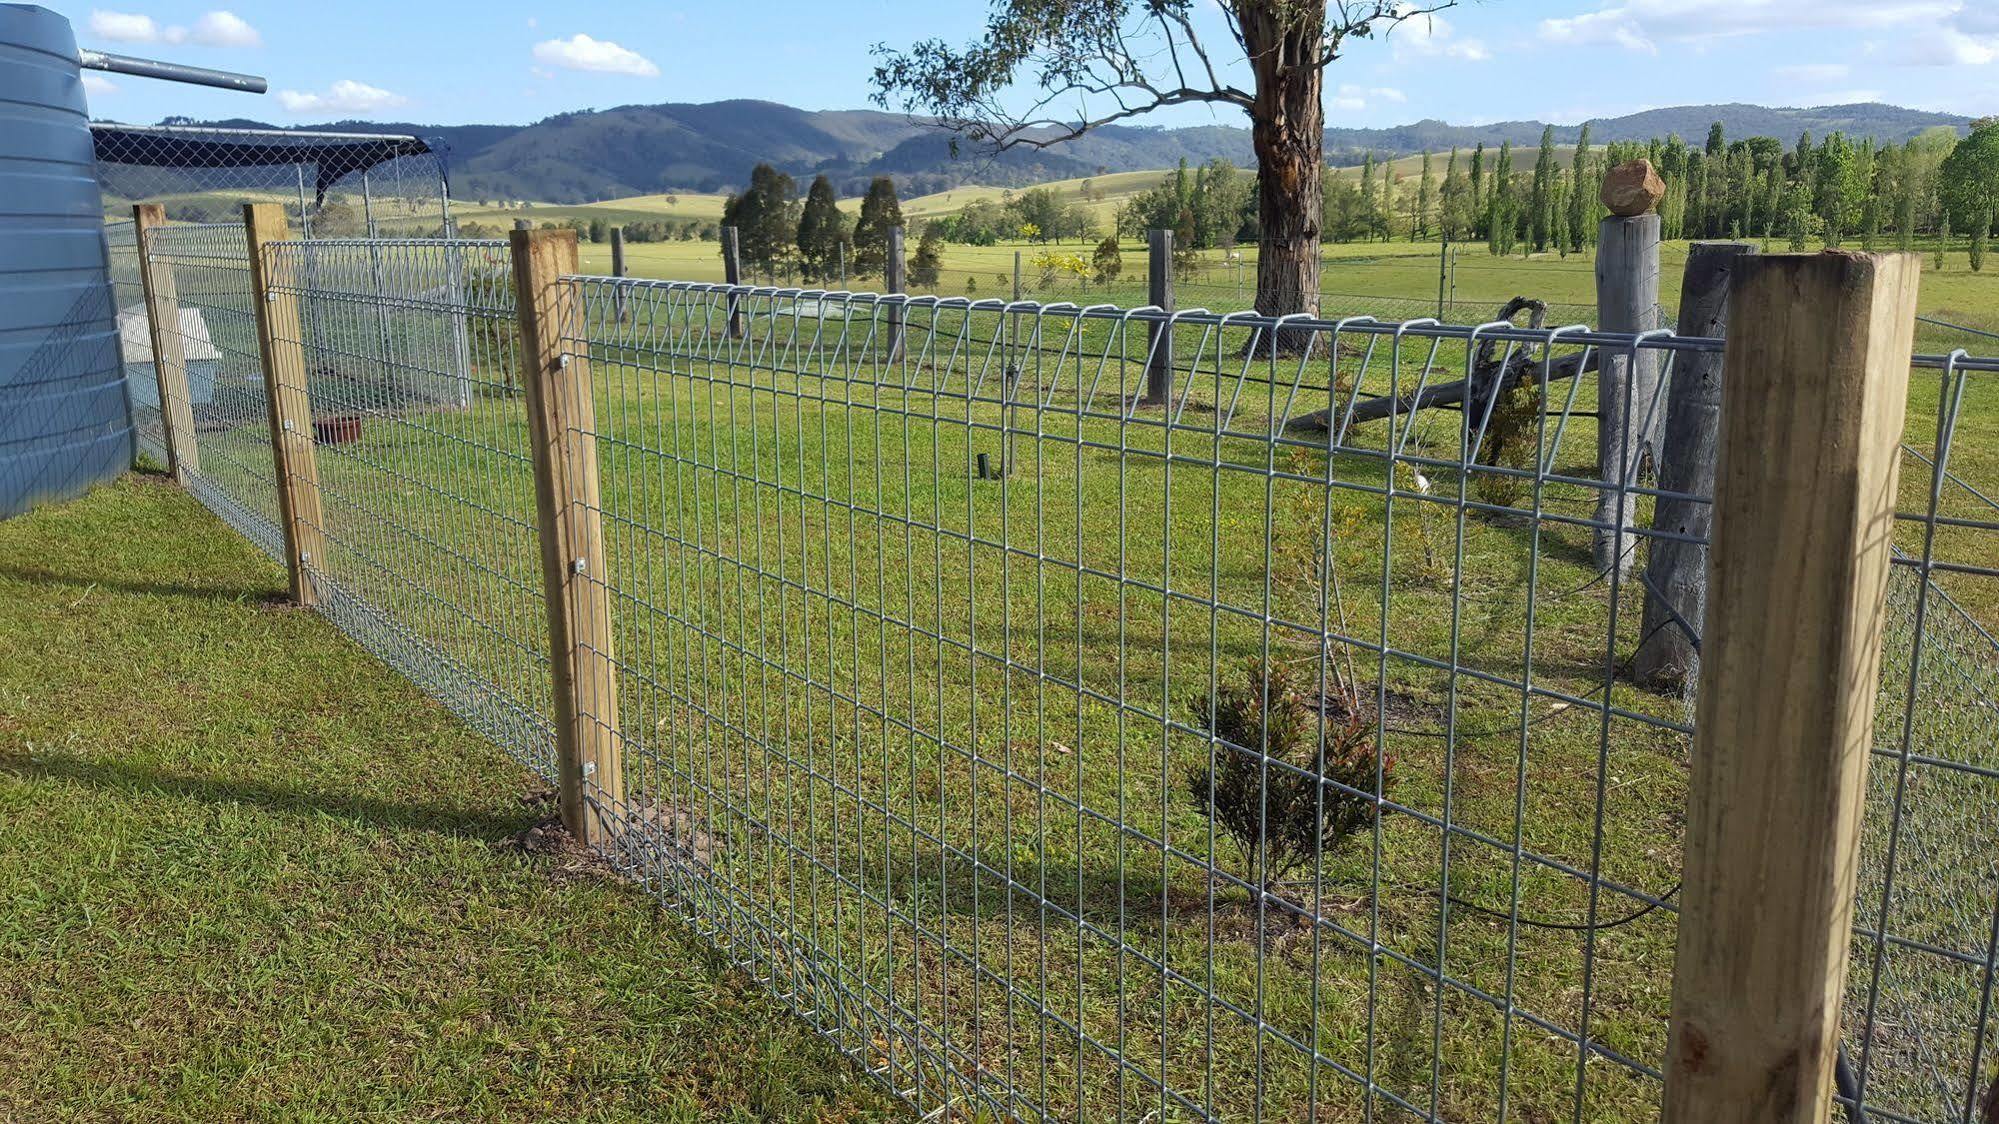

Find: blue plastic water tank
0;4;132;519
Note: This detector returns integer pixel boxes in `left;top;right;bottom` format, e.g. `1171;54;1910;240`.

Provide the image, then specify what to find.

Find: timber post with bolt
1660;250;1922;1124
1145;228;1175;405
509;227;624;846
132;203;199;480
243;202;326;607
1636;241;1755;686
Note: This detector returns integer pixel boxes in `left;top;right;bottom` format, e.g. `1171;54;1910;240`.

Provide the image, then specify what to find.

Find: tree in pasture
1566;124;1593;253
795;174;848;283
1939;120;1999;267
909;226;945;288
1529;126;1558;252
722;163;799;276
871;0;1457;331
1092;235;1122;284
1438;147;1471;243
1469;143;1485;238
851;175;904;278
1813;134;1868;248
1486;142;1515;257
1414;150;1434;241
586;218;607;244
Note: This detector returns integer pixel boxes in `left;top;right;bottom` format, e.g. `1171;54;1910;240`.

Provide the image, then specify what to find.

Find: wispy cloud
276;79;406;116
1774;62;1851;84
87;8;262;47
81;72;118;96
1540;0;1955;53
1331;84;1409;112
531;33;659;77
1389;12;1490;62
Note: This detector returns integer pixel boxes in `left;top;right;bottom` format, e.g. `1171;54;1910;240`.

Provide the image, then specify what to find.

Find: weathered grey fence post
609;225;628;322
885;225;905;359
721;225;744;340
1635;241;1754;686
836;240;847;288
1593;160;1665;574
1661;250;1920;1124
1145;228;1176;405
1012;250;1022;302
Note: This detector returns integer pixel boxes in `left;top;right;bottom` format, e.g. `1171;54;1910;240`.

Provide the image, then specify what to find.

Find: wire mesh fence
253;238;557;779
125;230;1999;1124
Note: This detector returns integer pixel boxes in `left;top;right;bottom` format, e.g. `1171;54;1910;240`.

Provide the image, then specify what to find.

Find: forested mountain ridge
154;100;1972;204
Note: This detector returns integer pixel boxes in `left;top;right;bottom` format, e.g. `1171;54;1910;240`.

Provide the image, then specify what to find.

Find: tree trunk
1240;2;1323;352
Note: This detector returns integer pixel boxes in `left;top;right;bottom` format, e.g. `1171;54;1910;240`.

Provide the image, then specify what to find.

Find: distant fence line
115;206;1999;1124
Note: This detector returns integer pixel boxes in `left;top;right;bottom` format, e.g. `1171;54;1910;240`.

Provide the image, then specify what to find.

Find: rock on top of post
1602;159;1667;217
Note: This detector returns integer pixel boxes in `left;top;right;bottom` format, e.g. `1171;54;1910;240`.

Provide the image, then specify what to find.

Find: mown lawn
0;473;902;1123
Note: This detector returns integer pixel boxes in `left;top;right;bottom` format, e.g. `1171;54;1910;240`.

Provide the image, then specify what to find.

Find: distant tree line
718;165;940;286
1321;116;1998;268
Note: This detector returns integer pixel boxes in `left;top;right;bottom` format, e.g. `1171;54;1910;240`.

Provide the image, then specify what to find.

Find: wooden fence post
243;203;327;607
1636;241;1754;686
1661;250;1921;1124
720;225;744;340
510;228;624;846
1145;228;1175;405
885;225;905;358
1012;250;1021;302
132;204;199;479
1593;211;1663;574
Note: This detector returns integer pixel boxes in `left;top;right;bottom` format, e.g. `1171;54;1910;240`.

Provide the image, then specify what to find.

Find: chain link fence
122;232;1999;1123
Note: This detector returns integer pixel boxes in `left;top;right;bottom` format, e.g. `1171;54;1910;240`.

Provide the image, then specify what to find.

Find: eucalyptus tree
872;0;1455;335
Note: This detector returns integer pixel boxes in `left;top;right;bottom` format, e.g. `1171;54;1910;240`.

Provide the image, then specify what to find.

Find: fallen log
1286;297;1601;433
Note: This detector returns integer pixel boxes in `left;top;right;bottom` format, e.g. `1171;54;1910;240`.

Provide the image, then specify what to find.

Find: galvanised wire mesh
93;123;451;236
521;278;1988;1123
103;218;162;465
142;220;283;556
257;238;556;780
127;229;1999;1121
1852;345;1999;1124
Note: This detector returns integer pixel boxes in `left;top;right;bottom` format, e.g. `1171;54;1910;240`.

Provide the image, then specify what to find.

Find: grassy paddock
228;277;1985;1120
0;474;900;1122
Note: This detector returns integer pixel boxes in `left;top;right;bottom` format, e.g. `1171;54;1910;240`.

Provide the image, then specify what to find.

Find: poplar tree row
1319;117;1997;268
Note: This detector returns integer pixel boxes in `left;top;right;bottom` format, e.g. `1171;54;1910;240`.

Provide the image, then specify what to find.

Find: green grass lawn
0;473;902;1123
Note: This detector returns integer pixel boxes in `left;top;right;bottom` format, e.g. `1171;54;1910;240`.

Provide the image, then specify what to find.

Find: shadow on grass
0;564;287;607
0;750;528;842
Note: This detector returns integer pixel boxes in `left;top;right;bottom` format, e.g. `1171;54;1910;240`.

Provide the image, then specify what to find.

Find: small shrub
1186;660;1386;890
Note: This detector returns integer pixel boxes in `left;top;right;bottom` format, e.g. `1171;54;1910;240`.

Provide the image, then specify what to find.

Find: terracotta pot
314;415;362;445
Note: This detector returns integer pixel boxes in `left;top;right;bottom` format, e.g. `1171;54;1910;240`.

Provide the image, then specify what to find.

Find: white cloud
1331;84;1409;113
1901;32;1997;66
88;10;163;41
86;8;261;47
1539;0;1954;53
1774;62;1850;84
276;79;407;115
190;10;260;47
531;33;659;77
81;72;118;96
1389;12;1490;62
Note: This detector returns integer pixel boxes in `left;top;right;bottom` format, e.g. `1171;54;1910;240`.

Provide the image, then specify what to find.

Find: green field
154;263;1997;1122
0;474;900;1123
571;230;1999;351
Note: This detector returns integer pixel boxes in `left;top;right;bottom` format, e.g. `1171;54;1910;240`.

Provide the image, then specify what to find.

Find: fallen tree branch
1287;297;1601;433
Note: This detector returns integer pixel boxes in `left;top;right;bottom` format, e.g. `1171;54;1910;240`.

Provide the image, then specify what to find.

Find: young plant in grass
1186;660;1387;893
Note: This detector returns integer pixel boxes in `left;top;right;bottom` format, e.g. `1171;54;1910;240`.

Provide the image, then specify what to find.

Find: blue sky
54;0;1998;130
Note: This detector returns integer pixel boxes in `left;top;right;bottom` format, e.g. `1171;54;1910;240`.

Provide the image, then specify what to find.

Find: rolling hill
148;100;1972;206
